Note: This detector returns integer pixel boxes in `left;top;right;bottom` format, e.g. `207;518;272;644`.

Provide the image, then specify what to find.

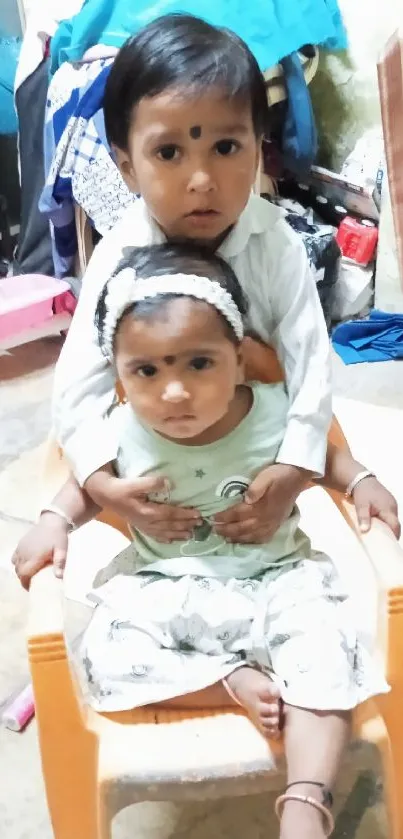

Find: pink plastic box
0;275;70;340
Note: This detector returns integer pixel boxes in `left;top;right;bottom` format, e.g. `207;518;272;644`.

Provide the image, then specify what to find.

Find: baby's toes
259;683;281;704
259;702;281;737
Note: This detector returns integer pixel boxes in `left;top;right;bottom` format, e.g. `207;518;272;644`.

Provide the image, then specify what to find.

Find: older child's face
115;89;260;244
114;298;244;443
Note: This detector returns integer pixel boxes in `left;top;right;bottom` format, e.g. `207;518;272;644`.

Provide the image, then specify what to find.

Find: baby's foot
225;666;282;739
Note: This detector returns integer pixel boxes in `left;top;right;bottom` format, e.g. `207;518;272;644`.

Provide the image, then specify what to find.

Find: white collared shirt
52;194;332;485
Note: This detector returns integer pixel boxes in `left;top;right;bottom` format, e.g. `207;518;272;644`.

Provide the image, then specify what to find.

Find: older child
52;14;332;545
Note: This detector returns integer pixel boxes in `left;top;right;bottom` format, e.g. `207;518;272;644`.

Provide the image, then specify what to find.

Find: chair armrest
27;565;64;639
338;499;403;591
328;489;403;697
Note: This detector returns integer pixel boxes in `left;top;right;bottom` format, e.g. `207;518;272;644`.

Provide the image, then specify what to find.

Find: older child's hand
352;477;400;538
85;470;202;542
214;464;310;543
12;513;69;590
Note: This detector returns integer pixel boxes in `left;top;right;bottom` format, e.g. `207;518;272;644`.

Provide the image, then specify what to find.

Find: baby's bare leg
156;666;281;737
280;705;351;839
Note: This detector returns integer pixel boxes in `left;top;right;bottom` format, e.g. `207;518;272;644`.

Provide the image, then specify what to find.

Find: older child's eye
190;356;213;371
156;144;180;161
137;364;158;378
215;139;239;156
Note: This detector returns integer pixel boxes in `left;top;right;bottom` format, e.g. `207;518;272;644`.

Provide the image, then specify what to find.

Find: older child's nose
188;166;215;192
162;380;190;402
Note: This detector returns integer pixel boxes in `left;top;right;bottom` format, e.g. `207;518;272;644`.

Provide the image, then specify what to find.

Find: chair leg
97;789;113;839
28;631;100;839
376;587;403;839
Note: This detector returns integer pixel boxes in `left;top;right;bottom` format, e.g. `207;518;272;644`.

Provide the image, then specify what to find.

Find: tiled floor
0;335;402;839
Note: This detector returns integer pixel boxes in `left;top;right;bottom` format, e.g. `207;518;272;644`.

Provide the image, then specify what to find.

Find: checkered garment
39;59;137;277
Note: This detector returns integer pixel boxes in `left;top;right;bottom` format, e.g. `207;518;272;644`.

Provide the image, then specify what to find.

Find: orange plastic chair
27;343;403;839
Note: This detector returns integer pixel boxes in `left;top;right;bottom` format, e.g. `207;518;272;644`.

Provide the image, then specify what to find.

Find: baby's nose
161;381;190;402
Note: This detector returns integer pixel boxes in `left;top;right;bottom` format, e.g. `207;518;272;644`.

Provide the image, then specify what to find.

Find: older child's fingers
378;510;401;539
137;500;201;523
214;502;250;525
122;475;170;496
149;521;195;539
153;530;193;543
215;521;275;544
214;516;258;539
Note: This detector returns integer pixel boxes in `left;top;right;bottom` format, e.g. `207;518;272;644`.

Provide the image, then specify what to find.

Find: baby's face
114;298;244;443
114;87;260;245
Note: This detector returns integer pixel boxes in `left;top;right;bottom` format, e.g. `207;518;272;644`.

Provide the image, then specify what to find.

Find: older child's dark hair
95;242;248;355
104;13;269;150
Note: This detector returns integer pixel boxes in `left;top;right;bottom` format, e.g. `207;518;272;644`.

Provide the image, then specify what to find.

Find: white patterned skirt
80;553;388;713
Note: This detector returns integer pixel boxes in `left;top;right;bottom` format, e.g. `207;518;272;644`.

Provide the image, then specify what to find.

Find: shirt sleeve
268;222;332;477
52;237;122;486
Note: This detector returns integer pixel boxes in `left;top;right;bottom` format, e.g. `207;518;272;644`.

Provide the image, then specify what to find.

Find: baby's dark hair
95;242;248;356
104;13;269;150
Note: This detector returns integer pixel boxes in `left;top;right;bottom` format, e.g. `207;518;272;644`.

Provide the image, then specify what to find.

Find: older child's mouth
185;209;221;227
186;209;219;218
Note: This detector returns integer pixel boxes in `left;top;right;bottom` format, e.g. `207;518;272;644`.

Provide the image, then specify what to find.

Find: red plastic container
336;216;378;266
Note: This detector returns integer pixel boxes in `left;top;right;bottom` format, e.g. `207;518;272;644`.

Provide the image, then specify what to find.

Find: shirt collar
218;194;273;258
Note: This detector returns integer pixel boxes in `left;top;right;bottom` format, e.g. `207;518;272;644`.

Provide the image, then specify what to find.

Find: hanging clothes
13;58;54;276
39;58;136;277
280;51;318;175
50;0;347;75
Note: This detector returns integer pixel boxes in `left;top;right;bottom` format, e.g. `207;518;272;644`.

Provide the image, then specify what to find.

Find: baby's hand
12;512;69;590
352;477;400;539
85;470;202;542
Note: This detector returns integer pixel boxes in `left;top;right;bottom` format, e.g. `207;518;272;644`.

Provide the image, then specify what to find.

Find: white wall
312;0;403;167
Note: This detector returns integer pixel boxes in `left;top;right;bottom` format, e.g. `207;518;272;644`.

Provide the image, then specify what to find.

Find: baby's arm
317;443;400;537
269;224;332;478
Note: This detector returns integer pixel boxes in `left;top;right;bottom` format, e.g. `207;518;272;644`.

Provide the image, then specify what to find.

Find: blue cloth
332;311;403;364
50;0;347;75
281;51;318;175
0;36;21;134
40;61;112;276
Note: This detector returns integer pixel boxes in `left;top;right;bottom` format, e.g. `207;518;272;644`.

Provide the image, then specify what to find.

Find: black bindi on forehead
163;355;176;365
189;125;202;139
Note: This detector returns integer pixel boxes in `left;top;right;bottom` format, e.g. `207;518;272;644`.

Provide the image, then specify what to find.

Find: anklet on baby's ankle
222;677;243;706
285;781;333;808
275;787;334;836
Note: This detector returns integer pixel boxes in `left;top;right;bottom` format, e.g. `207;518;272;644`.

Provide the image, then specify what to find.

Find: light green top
109;383;311;578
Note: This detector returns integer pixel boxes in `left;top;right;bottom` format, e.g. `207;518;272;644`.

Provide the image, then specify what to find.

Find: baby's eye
137;364;158;378
215;139;240;156
189;356;213;371
156;144;181;162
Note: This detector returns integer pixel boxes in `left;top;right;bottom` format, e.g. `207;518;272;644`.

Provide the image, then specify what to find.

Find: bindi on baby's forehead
189;125;202;139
